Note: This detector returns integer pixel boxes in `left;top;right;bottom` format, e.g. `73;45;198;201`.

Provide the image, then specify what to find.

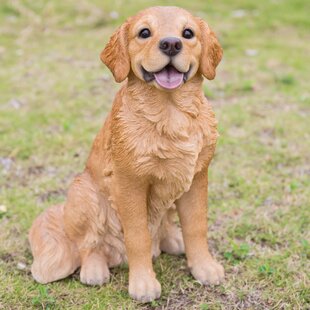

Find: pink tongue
154;66;184;89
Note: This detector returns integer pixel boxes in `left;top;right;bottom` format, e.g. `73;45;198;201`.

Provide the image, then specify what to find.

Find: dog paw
80;256;110;286
190;258;224;285
160;227;184;255
129;273;161;303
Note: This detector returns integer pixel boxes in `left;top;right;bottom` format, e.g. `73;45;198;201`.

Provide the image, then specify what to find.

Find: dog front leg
176;166;224;285
113;172;161;302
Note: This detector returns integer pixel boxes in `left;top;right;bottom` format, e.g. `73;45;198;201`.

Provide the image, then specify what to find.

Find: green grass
0;0;309;309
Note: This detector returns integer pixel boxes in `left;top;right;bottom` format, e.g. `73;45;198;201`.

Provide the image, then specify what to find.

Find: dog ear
197;19;223;80
100;22;130;83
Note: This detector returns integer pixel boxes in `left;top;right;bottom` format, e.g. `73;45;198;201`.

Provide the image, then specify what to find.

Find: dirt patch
0;253;15;263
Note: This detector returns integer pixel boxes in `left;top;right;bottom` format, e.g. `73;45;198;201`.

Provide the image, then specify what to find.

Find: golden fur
29;6;224;302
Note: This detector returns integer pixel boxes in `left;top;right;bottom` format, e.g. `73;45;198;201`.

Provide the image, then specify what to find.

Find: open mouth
142;64;190;90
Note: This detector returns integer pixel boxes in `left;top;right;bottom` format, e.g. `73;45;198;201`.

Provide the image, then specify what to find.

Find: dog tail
29;204;80;283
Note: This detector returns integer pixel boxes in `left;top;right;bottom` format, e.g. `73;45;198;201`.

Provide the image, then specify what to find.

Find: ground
0;0;309;309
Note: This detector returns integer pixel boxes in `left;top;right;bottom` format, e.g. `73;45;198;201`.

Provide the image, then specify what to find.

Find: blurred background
0;0;309;309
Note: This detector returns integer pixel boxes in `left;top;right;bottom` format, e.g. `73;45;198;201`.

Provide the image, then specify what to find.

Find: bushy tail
29;204;80;283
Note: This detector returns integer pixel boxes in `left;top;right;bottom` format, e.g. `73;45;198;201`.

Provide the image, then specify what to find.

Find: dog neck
119;73;206;140
125;72;205;118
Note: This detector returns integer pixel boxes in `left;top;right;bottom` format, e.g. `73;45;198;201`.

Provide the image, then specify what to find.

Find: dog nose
159;37;183;57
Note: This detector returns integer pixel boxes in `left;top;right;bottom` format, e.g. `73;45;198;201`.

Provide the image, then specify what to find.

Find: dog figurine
29;6;224;302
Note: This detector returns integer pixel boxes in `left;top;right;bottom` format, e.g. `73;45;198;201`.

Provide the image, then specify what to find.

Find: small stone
8;99;23;109
0;157;13;172
0;205;7;213
245;49;258;56
17;262;26;270
109;11;119;20
102;73;110;81
231;9;247;18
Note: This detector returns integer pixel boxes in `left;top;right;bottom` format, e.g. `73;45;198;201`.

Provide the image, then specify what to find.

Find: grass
0;0;309;309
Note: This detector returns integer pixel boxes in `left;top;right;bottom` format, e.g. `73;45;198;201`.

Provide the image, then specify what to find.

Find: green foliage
258;264;275;276
224;243;250;264
200;303;209;310
276;74;296;85
32;286;56;309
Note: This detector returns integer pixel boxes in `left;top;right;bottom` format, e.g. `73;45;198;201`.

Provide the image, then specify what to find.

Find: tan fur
29;6;224;302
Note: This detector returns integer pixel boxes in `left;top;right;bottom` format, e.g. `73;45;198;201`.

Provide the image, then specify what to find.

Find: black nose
159;37;183;57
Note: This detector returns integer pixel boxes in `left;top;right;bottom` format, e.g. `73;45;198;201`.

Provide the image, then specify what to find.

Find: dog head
101;6;222;90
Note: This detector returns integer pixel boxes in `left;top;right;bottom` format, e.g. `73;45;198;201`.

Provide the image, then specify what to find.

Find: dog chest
117;96;217;198
134;126;205;200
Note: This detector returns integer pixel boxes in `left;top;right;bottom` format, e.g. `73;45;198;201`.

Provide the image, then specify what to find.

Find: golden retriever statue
29;6;224;302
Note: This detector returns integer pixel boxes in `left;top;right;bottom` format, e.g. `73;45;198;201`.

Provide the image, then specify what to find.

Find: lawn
0;0;309;309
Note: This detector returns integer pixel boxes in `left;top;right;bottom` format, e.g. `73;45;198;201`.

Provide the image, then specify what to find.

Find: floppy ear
198;19;223;80
100;22;130;83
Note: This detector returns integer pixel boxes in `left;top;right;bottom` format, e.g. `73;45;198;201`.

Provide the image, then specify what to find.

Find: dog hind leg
159;206;185;255
63;171;116;286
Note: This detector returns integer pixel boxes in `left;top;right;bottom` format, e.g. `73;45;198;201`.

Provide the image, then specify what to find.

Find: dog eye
139;28;151;39
182;29;194;39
